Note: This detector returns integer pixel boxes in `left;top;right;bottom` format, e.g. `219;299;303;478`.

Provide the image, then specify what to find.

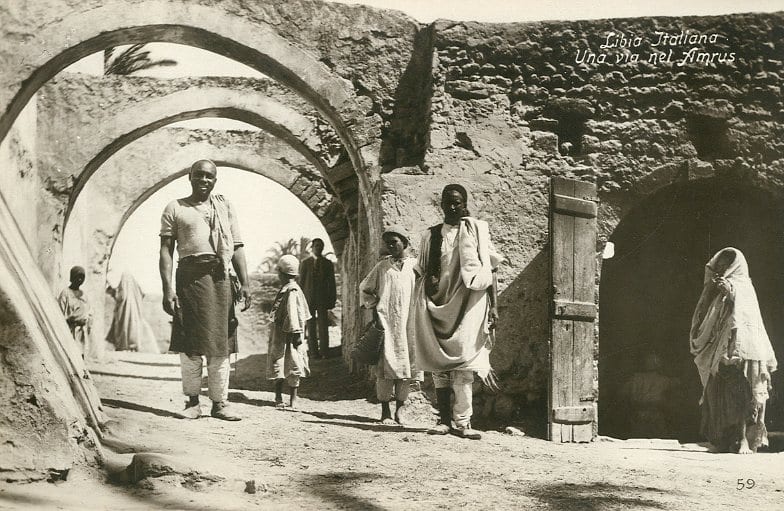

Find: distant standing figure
690;247;778;453
159;159;251;421
621;352;677;438
106;272;161;354
360;226;424;424
267;255;311;410
58;265;92;356
300;238;337;358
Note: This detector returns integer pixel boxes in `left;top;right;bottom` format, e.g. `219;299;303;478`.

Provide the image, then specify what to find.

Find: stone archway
0;1;376;154
598;178;784;441
63;127;349;347
56;87;337;216
64;127;349;272
35;78;361;284
1;2;389;292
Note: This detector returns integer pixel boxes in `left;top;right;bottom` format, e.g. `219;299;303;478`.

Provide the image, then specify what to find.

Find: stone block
530;131;560;155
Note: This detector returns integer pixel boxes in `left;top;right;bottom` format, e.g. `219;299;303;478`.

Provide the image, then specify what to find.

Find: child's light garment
267;281;312;385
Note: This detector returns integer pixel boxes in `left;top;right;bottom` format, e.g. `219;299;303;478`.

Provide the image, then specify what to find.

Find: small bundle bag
351;310;384;365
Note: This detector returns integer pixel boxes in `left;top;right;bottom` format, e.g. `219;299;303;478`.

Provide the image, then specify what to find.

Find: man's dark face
313;241;324;257
190;163;217;198
71;272;85;288
441;190;466;224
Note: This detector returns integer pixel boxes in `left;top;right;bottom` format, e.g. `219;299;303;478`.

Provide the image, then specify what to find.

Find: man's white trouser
180;354;230;403
432;370;474;428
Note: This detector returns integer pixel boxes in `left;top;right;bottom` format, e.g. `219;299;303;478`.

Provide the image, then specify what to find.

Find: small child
57;265;92;357
267;255;312;409
360;226;423;424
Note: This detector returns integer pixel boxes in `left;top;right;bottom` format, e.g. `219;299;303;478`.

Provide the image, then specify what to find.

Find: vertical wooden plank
550;178;575;442
572;322;594;442
572;180;597;442
552;320;574;442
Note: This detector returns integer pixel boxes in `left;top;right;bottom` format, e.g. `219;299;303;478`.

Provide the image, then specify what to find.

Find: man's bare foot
738;438;752;454
394;400;405;425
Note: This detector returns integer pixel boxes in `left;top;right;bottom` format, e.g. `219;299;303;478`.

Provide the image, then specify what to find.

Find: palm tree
298;236;313;261
259;237;313;273
104;44;177;75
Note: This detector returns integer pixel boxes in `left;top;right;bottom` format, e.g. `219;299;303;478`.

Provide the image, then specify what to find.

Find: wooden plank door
549;177;598;442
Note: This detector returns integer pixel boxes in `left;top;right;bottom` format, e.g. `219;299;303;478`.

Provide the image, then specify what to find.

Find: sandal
275;402;286;410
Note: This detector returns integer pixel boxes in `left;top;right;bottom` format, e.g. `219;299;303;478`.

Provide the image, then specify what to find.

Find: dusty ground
2;335;784;510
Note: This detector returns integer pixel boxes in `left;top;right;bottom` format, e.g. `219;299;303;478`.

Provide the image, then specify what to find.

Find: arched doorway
62;125;349;356
104;167;339;355
599;178;784;441
0;5;383;308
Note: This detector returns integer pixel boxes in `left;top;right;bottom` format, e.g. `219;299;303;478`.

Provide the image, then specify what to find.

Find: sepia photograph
0;0;782;508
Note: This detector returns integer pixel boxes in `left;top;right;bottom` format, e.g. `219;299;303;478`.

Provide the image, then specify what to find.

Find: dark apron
171;254;237;356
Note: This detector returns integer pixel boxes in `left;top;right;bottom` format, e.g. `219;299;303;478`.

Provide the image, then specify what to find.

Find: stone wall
379;12;784;427
0;291;100;482
0;192;103;481
0;95;103;481
0;96;38;245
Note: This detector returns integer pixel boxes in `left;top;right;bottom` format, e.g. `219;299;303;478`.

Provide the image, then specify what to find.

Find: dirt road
2;349;783;510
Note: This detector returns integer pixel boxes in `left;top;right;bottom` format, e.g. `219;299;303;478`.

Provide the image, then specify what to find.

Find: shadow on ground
225;353;372;402
526;482;674;510
90;370;181;382
101;398;182;419
298;472;390;511
302;419;428;434
121;359;181;368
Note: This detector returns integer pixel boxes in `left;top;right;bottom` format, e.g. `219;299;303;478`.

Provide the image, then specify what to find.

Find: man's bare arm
488;270;499;330
159;236;177;315
232;245;252;311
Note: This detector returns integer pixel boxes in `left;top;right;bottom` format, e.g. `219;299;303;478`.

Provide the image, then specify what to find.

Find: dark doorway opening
599;179;784;441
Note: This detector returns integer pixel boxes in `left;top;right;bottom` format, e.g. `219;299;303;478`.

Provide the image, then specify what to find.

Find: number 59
737;478;755;490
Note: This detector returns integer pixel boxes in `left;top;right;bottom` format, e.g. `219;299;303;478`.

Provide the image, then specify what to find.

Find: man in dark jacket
299;238;336;358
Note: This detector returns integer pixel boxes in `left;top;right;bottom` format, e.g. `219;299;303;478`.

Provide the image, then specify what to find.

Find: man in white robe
409;184;502;440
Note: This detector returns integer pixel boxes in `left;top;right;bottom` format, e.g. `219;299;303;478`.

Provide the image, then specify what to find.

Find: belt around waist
178;253;223;272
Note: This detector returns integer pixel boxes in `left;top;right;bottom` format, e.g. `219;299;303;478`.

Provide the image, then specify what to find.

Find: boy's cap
382;225;409;246
277;255;300;276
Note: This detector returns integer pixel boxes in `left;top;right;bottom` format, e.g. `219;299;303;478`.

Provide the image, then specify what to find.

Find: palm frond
104;44;178;75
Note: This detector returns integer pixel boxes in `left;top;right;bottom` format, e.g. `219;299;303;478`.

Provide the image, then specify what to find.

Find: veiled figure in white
690;247;777;453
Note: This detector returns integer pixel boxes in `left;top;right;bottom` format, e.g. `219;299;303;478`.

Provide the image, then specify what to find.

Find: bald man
159;159;251;421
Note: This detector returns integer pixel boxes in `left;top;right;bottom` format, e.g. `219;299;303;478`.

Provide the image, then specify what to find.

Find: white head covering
277;255;300;276
690;247;777;388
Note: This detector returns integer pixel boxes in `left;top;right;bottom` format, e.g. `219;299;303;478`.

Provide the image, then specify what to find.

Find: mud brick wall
381;12;784;428
0;96;39;246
